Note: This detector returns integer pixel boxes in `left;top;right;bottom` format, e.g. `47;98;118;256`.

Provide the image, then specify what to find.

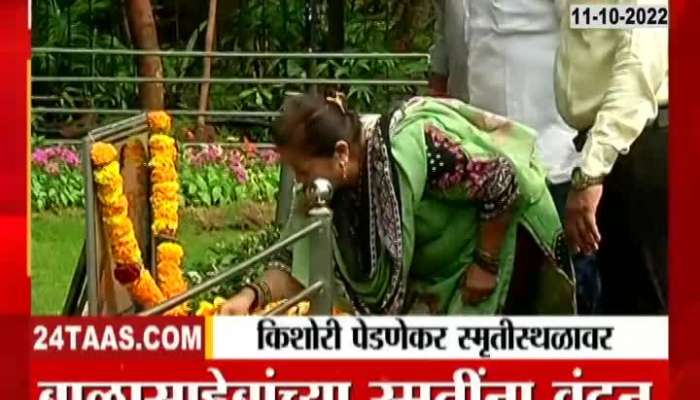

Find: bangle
243;284;260;311
474;248;500;275
258;281;272;307
246;281;273;310
265;260;292;275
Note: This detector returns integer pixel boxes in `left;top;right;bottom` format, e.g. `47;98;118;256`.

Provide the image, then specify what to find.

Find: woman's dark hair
274;92;362;157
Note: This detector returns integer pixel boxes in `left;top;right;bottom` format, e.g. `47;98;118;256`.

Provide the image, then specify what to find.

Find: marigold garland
147;112;190;316
148;111;172;134
90;143;166;309
156;242;188;300
90;111;190;316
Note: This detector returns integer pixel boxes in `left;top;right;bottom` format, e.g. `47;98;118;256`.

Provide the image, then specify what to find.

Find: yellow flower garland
89;112;191;316
147;112;190;316
90;143;166;309
148;111;172;135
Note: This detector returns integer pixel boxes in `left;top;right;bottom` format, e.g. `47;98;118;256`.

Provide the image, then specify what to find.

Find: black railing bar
32;47;429;59
33;108;280;118
138;220;324;316
32;77;428;86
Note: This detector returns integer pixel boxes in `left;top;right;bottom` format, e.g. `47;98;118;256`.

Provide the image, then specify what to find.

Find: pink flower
32;148;49;166
259;149;280;166
232;165;248;184
32;145;81;171
227;150;248;184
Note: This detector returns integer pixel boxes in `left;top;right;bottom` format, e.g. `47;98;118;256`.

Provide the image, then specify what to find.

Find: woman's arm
422;124;520;303
220;266;304;316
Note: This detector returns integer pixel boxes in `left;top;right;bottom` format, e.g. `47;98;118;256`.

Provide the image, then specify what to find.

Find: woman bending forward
222;95;576;315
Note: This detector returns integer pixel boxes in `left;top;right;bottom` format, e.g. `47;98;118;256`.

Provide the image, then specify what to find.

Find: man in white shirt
555;0;668;314
429;0;600;313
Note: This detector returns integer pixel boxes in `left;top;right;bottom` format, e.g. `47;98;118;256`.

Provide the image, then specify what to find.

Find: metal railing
80;113;335;316
82;114;150;315
138;180;335;316
32;47;429;59
31;47;430;117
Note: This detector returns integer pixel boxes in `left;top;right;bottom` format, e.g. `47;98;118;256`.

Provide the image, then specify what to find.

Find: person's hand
461;264;498;305
219;287;257;316
565;184;604;255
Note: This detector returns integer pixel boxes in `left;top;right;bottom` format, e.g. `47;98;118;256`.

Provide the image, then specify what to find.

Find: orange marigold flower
157;242;184;263
93;161;122;186
195;301;217;317
152;181;180;198
147;112;172;134
103;197;129;218
97;181;124;201
157;261;188;299
91;143;118;167
149;134;176;151
128;271;166;309
152;220;179;236
153;208;179;224
151;167;178;184
195;297;227;316
104;215;134;238
111;236;142;265
163;304;190;316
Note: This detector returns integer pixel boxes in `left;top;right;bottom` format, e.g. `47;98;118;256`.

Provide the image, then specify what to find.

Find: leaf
196;175;209;192
212;186;223;203
201;192;212;207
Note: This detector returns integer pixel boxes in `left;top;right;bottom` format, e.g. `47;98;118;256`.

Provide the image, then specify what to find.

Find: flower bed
181;141;280;207
31;145;84;211
31;141;280;211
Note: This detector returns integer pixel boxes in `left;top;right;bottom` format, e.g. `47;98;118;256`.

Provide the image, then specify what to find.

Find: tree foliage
32;0;436;137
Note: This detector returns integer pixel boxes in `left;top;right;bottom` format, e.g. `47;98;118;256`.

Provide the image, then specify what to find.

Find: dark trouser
593;117;668;314
549;183;601;314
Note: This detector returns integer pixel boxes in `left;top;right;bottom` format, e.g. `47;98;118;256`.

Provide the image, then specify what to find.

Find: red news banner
30;316;668;399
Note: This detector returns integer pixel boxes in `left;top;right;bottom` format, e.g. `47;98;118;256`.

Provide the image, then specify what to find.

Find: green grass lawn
31;208;250;315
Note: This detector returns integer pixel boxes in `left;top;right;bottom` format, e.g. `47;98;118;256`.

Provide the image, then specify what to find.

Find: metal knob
305;178;334;208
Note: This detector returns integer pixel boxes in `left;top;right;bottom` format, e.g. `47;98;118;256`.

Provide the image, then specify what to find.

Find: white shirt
430;0;579;184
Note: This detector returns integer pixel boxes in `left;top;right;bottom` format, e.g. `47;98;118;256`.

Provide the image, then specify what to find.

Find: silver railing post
275;164;295;226
305;178;335;315
82;138;99;316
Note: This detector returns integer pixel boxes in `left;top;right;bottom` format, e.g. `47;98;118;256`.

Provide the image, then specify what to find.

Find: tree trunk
125;0;165;110
389;0;432;52
197;0;218;135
